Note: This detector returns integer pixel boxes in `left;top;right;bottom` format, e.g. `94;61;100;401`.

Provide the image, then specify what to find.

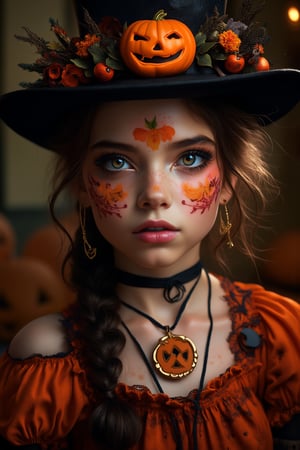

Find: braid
71;209;142;449
48;106;142;449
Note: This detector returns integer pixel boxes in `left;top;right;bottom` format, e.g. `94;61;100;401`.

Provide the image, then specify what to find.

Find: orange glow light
288;6;300;23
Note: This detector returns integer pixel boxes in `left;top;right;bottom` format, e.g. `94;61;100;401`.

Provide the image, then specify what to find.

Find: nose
153;43;162;51
137;172;172;210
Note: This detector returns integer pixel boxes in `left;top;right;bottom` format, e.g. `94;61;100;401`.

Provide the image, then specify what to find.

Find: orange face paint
88;175;128;218
152;184;161;192
133;116;175;151
181;176;221;214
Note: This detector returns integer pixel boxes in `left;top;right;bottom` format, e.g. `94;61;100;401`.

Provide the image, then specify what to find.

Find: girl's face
81;99;229;275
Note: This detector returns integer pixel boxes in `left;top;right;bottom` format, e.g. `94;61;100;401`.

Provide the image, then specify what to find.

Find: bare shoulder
8;313;71;360
208;273;231;318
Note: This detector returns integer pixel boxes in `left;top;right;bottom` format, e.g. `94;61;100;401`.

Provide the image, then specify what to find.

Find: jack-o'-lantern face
21;211;79;305
0;258;66;342
120;12;196;77
153;334;198;378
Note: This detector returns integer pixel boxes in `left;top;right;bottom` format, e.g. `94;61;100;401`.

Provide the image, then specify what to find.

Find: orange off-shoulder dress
0;277;299;450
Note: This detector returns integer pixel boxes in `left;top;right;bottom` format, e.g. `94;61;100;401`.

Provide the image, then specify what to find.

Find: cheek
180;173;222;215
87;174;128;219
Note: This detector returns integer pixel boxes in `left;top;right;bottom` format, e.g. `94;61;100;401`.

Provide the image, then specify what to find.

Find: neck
117;270;207;322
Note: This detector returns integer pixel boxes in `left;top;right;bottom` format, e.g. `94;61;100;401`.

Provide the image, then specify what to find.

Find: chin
120;248;199;275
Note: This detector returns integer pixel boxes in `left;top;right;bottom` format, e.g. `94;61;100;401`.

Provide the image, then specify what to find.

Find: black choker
115;261;202;303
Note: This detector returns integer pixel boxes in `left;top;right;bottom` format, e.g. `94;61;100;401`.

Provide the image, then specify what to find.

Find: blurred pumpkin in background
22;211;78;305
261;229;300;288
0;213;16;261
0;257;67;343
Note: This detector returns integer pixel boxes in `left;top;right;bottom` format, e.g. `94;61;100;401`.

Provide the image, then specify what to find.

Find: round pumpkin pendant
153;332;198;378
120;10;196;78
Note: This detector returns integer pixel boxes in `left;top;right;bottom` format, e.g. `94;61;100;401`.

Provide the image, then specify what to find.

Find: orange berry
255;56;270;72
224;54;245;74
93;63;114;81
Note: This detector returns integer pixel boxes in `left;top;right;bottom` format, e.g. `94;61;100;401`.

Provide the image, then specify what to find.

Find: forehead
89;98;214;142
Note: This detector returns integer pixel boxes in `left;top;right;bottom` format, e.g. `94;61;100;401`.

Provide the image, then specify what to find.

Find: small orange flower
75;34;100;57
133;117;175;151
44;63;62;84
219;30;241;53
254;43;264;54
61;64;87;87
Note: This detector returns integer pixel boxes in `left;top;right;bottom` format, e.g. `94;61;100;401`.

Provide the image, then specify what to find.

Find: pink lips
133;220;179;243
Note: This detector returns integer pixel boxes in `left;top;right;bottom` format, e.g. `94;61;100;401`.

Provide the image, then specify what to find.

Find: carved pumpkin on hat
120;10;196;77
262;230;300;288
0;257;66;342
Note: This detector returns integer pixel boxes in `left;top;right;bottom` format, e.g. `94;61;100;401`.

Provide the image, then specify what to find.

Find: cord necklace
120;266;203;378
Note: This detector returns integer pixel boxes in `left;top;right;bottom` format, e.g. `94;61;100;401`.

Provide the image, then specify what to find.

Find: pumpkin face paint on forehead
133;116;175;151
88;175;128;218
182;173;221;214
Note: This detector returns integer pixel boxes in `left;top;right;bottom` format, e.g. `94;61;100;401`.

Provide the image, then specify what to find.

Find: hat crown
77;0;225;34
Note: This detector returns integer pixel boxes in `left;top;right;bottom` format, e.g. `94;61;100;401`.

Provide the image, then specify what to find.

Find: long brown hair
48;98;277;449
186;99;278;268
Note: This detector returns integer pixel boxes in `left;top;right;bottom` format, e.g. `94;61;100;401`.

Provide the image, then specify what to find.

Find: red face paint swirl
181;176;221;214
88;175;128;218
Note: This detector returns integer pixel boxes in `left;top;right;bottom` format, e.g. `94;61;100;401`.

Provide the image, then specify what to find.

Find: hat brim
0;68;299;151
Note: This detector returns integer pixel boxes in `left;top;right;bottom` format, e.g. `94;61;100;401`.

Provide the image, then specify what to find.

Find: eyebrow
169;135;216;150
89;135;216;152
89;140;137;152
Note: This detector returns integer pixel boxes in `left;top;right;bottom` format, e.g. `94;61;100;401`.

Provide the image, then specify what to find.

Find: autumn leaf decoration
14;0;270;87
133;117;175;151
15;8;125;87
195;0;269;74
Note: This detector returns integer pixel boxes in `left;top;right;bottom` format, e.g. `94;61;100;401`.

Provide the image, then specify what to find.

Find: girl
0;1;299;449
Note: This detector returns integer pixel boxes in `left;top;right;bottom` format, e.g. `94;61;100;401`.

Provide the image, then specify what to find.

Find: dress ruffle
0;277;299;449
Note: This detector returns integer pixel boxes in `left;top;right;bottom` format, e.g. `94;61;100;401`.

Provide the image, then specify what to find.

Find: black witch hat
0;0;299;150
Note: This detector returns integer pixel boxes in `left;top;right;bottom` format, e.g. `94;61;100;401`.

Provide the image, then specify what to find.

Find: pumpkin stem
145;116;157;129
153;9;167;21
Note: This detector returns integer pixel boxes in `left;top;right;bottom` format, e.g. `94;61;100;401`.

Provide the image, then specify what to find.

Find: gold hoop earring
79;205;97;259
219;202;234;248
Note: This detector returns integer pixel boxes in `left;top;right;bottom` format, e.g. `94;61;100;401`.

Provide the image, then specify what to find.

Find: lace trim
114;361;262;407
218;276;262;362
